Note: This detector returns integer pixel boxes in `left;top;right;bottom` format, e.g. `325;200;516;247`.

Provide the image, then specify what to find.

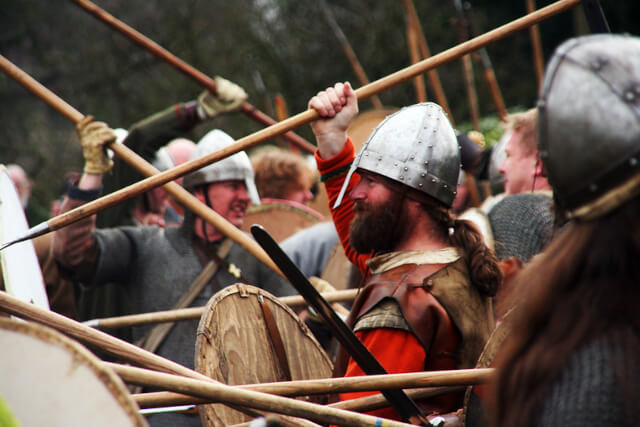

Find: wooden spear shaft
318;0;383;110
0;291;411;426
135;386;464;413
110;362;494;397
526;0;546;90
0;54;283;277
86;289;358;329
68;0;315;154
0;0;581;251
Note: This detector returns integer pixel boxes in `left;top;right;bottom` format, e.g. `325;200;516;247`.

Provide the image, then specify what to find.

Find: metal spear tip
0;222;50;251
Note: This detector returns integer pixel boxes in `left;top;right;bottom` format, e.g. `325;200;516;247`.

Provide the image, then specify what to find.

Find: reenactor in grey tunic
53;122;294;427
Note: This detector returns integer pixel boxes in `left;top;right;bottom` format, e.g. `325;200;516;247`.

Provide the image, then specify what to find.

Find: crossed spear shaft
69;0;315;154
0;0;581;254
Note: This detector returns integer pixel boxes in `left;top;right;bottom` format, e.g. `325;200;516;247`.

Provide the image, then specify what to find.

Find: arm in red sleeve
315;138;372;275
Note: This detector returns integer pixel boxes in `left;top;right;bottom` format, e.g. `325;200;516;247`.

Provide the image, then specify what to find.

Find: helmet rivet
428;145;433;148
590;183;598;192
410;155;415;160
418;183;423;187
630;158;638;167
424;161;429;165
453;191;457;195
443;184;448;189
421;173;426;177
624;90;636;102
394;163;398;167
432;178;436;183
404;167;408;171
399;176;404;180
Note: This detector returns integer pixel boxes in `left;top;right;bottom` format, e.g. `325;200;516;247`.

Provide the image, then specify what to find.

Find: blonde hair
505;108;538;155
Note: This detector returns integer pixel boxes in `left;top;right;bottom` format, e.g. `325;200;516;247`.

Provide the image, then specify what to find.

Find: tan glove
198;76;248;117
77;116;116;174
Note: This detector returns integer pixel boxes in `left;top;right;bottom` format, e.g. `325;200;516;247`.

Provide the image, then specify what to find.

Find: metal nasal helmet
334;102;460;208
538;34;640;219
183;129;260;205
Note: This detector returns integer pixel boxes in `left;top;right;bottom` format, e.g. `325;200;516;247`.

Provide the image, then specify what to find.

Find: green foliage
0;0;637;207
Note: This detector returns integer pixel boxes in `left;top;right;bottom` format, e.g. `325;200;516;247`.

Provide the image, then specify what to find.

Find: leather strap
257;294;292;381
136;238;234;353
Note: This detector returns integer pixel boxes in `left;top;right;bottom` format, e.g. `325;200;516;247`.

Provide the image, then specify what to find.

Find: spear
108;362;494;397
318;0;384;110
0;291;413;427
403;2;428;103
68;0;315;154
0;0;582;251
84;289;358;330
526;0;546;90
453;0;481;131
465;2;508;121
0;54;283;277
135;386;465;413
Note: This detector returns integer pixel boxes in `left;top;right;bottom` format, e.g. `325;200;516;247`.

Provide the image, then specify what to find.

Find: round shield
195;284;333;426
0;318;147;427
320;242;360;291
241;199;324;242
0;165;49;309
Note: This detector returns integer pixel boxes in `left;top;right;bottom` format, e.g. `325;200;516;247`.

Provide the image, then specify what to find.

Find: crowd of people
2;32;639;426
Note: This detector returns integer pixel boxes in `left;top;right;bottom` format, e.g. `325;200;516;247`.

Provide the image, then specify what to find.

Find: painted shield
195;284;333;426
0;165;49;309
241;199;324;243
0;318;147;426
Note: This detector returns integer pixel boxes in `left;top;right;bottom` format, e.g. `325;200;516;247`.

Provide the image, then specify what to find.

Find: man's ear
534;154;547;178
192;186;206;204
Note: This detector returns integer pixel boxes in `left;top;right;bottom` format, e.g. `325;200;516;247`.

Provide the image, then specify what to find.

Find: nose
236;184;250;202
349;179;367;201
498;158;506;175
303;189;314;203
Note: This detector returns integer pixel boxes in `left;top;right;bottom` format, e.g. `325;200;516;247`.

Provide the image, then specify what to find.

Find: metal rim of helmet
537;34;640;220
334;102;460;208
184;129;260;205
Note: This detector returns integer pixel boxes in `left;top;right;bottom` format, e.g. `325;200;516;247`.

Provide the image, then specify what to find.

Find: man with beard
308;82;501;421
53;123;292;427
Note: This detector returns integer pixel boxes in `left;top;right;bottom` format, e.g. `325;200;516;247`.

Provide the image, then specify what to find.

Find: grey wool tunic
91;217;295;427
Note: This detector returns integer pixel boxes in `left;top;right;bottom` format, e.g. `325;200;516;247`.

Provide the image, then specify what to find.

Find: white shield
0;165;49;309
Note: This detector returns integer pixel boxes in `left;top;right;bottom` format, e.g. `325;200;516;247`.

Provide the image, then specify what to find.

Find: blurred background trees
0;0;637;210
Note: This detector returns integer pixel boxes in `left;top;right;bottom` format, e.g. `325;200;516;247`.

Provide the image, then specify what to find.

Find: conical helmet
184;129;260;205
335;102;460;207
538;34;640;219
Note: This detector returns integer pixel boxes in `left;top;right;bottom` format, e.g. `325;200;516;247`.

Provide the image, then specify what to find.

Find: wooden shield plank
195;284;333;426
241;200;324;242
0;318;147;427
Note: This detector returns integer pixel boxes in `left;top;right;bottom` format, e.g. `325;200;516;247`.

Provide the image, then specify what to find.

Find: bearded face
349;190;403;254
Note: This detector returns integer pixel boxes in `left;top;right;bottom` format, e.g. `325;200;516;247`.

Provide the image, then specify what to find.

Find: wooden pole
464;4;508;121
0;0;581;251
0;291;411;426
526;0;546;90
86;289;358;330
110;362;493;397
0;54;283;277
453;0;481;131
136;386;464;413
318;0;383;110
401;0;456;124
68;0;315;154
404;3;428;103
109;363;415;427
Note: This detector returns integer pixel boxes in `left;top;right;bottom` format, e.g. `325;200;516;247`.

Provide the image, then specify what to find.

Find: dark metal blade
251;224;427;425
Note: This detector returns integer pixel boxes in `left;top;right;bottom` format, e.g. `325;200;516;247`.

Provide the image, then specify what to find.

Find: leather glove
77;116;116;174
198;76;248;117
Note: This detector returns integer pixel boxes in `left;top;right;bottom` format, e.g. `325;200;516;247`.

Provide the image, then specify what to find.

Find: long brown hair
490;197;640;426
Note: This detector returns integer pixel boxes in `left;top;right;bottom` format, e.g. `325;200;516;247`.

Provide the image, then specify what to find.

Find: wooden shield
0;165;49;309
195;284;333;426
0;318;147;427
241;199;324;242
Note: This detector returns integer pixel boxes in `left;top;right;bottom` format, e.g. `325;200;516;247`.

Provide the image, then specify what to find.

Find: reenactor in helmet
491;34;640;426
52;126;293;426
308;82;501;420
